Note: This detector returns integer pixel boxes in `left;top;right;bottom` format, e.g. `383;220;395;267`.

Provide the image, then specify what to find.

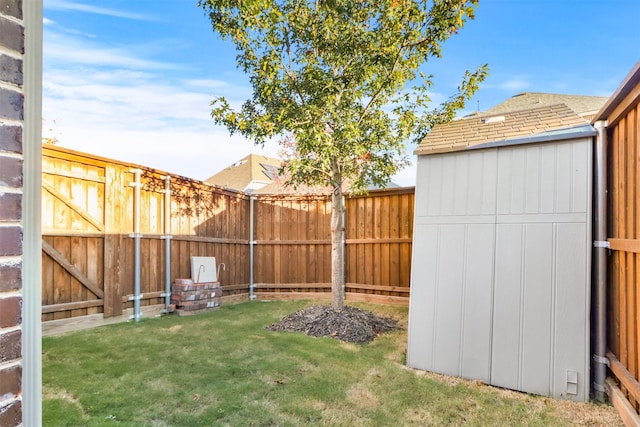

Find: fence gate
41;147;107;320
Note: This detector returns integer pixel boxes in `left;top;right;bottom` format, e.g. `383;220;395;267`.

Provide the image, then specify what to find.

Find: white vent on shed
482;115;505;124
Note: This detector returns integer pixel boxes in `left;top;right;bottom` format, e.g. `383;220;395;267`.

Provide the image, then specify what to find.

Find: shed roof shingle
415;103;588;155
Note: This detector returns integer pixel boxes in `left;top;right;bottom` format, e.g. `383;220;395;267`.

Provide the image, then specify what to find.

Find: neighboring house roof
253;178;401;195
484;92;608;120
206;153;401;195
415;103;590;156
204;154;282;193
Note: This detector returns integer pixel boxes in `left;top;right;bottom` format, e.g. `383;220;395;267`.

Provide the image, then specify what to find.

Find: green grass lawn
43;300;621;426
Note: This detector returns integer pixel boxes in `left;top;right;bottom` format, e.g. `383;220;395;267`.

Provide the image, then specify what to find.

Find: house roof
204;154;282;192
484;92;608;118
415;103;590;156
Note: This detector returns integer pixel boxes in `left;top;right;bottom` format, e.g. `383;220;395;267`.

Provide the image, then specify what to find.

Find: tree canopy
199;0;488;194
200;0;488;309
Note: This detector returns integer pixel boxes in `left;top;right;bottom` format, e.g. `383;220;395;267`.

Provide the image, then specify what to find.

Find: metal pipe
217;263;226;282
249;196;256;300
163;175;171;311
131;169;142;322
593;120;608;402
23;0;43;422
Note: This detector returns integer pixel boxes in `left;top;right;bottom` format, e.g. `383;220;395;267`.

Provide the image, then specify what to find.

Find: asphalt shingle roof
415;103;588;156
484;92;608;117
204;154;282;191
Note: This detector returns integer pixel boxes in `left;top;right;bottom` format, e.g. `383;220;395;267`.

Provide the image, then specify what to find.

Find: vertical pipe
131;169;142;322
249;196;256;300
593;120;608;402
164;176;171;311
23;0;43;423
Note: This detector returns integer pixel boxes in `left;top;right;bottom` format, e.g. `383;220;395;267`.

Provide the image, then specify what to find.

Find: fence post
102;164;125;317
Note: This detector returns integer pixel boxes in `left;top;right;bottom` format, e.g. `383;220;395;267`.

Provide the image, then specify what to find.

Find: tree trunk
330;186;345;310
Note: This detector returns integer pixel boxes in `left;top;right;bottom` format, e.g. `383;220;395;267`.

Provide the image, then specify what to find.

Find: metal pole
23;0;43;422
593;120;608;402
130;169;142;322
163;176;172;311
249;196;256;300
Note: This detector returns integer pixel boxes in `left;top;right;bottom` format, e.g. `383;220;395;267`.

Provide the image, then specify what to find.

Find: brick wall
0;0;25;426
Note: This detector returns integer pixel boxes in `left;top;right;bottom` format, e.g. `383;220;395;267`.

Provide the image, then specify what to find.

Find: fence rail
42;145;414;321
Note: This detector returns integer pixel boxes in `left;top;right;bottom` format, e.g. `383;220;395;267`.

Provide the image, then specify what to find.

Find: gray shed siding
407;138;592;401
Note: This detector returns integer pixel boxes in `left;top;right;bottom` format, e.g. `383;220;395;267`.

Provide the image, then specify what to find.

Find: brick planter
171;279;221;316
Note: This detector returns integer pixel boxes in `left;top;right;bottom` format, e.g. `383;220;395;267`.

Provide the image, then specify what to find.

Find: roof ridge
464;102;577;120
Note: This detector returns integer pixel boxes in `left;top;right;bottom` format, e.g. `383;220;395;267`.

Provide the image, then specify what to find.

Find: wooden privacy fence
42;145;414;321
601;67;640;423
253;189;413;304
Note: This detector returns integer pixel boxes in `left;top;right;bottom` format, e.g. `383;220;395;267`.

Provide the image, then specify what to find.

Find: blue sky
43;0;640;186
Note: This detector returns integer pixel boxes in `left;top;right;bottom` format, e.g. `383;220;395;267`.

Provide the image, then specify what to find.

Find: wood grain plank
625;114;637;395
43;182;105;231
42;300;103;314
619;118;629;376
86;237;102;315
606;377;640;427
42;239;104;299
345;283;411;293
69;236;87;317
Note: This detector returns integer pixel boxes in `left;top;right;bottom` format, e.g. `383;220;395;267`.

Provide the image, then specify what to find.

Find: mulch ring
266;305;400;344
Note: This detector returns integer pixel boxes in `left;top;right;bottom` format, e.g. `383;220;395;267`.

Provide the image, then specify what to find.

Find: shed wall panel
407;224;439;371
409;149;498;381
520;223;554;397
491;223;524;391
552;222;589;400
459;223;495;381
409;137;591;401
433;225;466;375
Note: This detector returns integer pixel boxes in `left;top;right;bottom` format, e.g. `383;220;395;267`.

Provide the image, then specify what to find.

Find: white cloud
46;0;155;21
44;31;180;70
42;10;415;187
42;32;274;181
49;126;278;181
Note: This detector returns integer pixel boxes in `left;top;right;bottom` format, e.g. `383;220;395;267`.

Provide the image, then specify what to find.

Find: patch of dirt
266;305;400;343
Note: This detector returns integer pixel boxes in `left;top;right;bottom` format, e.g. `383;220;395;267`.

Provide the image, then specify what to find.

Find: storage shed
407;93;607;402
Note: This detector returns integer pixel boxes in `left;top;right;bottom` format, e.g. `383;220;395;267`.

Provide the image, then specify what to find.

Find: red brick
0;296;21;328
0;16;23;54
0;0;23;20
0;365;21;398
0;329;21;363
0;263;21;292
0;399;22;427
0;54;21;86
177;298;221;310
0;193;20;221
171;290;220;302
0;226;21;256
0;125;22;153
0;156;22;188
0;87;22;121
